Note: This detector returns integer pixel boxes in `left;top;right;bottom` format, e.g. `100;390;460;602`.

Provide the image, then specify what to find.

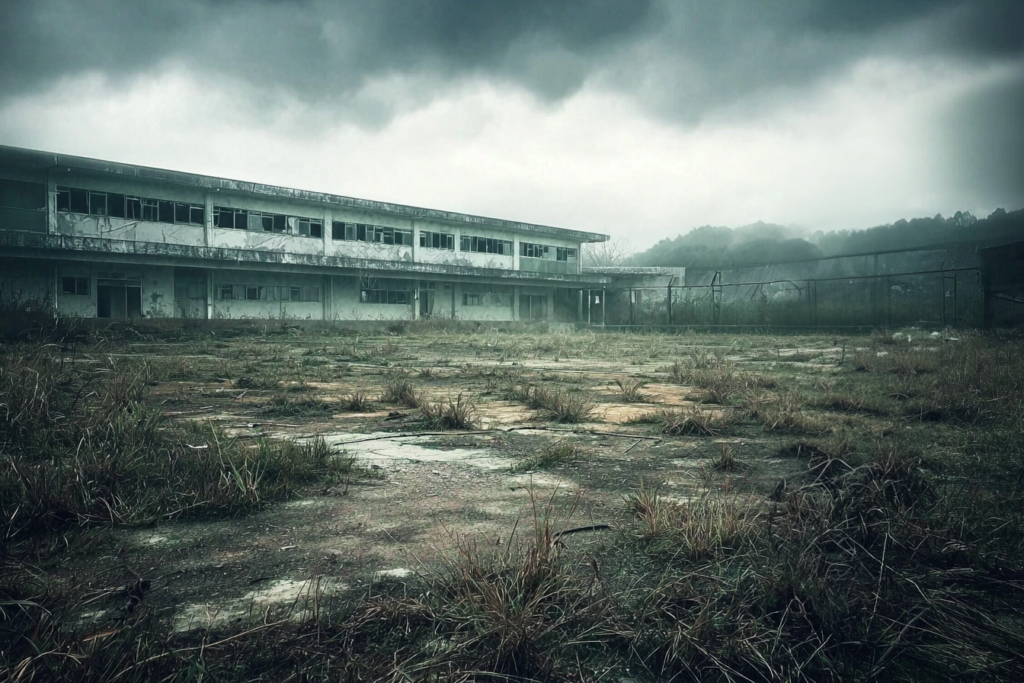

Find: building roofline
0;143;610;243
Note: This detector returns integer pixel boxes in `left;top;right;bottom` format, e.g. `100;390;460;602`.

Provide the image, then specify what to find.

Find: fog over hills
624;208;1024;268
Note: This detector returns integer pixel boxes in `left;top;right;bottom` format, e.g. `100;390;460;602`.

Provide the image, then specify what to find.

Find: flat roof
0;144;609;243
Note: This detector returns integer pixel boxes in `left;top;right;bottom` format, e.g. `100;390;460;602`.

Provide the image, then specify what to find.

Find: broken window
556;247;577;261
142;198;159;222
190;205;204;225
420;231;454;250
274;214;287;233
126;196;142;219
359;278;410;305
107;193;125;218
174;202;190;223
461;235;513;255
70;188;89;213
219;284;235;300
331;221;346;240
56;187;70;212
234;209;248;230
158;200;174;223
61;276;90;296
0;179;46;212
88;192;107;216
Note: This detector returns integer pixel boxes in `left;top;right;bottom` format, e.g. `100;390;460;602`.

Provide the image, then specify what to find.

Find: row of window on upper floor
49;185;576;257
57;186;205;225
520;242;577;262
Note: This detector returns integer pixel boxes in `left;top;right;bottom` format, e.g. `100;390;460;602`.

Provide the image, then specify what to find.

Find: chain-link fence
596;246;994;329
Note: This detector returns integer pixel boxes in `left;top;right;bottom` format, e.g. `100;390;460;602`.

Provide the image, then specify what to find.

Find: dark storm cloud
942;68;1024;207
0;0;654;106
2;0;1020;115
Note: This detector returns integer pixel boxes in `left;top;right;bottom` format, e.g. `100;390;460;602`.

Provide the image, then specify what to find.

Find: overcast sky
1;0;1021;250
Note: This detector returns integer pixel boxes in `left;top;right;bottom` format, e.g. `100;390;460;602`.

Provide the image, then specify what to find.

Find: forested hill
628;208;1024;268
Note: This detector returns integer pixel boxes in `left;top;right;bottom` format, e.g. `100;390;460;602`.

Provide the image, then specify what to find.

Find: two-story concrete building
0;144;616;323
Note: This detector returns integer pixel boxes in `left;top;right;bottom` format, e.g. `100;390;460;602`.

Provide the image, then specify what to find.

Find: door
97;278;142;318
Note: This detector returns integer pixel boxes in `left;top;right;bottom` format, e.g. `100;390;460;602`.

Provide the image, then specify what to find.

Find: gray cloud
1;0;1020;209
2;0;1019;115
941;65;1024;207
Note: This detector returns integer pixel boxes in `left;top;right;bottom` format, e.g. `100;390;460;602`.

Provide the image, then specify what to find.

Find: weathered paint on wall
329;275;414;321
210;269;325;320
55;213;206;246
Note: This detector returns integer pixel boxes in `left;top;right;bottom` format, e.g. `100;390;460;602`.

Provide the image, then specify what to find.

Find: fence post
667;283;673;326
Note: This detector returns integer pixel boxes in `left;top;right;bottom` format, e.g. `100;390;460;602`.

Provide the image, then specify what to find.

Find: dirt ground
51;329;878;632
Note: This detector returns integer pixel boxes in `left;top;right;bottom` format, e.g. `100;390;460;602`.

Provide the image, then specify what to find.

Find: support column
206;268;215;320
413;284;420;320
602;288;606;326
203;192;214;247
513;286;521;321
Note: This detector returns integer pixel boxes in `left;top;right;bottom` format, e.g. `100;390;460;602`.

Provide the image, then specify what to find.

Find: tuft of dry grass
340;391;372;411
614;377;648;403
419;393;478;430
380;371;422;408
658;406;726;436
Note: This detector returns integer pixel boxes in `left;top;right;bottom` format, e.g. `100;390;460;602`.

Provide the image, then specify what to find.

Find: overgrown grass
380;371;422;408
0;351;345;540
510;441;582;472
419;393;478;430
3;330;1024;682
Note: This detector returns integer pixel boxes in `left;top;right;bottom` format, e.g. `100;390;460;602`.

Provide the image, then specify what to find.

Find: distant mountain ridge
627;209;1024;268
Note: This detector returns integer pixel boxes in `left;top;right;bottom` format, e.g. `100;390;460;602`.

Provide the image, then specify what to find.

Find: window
460;235;513;254
217;284;319;302
56;187;70;212
61;277;90;296
556;247;577;262
174;282;205;299
141;198;159;222
125;196;140;219
107;193;125;218
520;242;550;259
0;179;45;210
332;221;411;245
158;200;174;223
174;202;190;223
462;291;512;307
190;205;204;224
70;188;89;213
420;231;455;250
359;278;411;305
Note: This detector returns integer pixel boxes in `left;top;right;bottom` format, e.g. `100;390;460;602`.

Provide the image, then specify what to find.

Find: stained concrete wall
451;282;516;321
210;269;326;320
329;275;414;321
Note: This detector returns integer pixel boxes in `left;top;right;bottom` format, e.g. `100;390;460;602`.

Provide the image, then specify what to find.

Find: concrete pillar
206;268;215;319
321;207;331;256
203;192;214;247
411;220;419;264
413;284;420;320
513;236;520;271
513;286;521;321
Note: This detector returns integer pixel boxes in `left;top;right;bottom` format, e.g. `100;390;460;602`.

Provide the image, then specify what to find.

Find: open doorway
97;278;142;318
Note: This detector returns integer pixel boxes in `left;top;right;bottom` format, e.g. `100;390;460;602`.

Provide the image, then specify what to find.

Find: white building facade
0;145;612;323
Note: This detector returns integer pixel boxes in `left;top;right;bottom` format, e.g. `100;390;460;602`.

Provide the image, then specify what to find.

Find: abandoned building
0;144;638;324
